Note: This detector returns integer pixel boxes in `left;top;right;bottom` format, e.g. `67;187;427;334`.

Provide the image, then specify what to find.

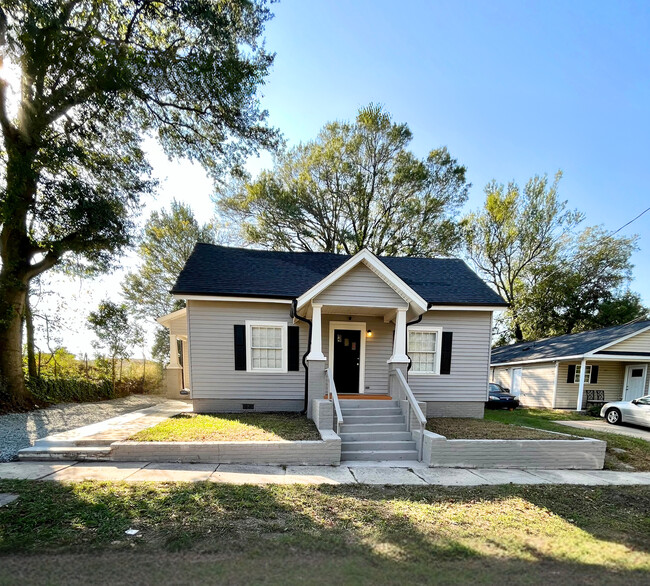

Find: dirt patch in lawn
130;412;321;442
427;417;578;440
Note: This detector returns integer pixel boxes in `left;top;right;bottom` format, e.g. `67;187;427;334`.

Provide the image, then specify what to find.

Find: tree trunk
514;321;524;343
111;358;116;390
0;281;31;406
24;291;37;378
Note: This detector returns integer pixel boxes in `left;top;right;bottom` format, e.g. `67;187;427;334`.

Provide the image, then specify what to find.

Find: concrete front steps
339;399;418;461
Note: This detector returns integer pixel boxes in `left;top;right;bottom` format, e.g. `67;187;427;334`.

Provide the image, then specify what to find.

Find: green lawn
130;412;321;442
427;417;578;440
485;408;650;471
1;480;649;584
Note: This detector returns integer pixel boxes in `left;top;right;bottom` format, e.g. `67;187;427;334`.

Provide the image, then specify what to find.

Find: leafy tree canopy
122;200;230;362
0;0;277;404
87;300;134;387
122;200;227;321
218;104;470;256
465;172;645;343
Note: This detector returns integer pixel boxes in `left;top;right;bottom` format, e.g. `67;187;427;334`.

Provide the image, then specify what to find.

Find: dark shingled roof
171;243;507;306
491;320;650;365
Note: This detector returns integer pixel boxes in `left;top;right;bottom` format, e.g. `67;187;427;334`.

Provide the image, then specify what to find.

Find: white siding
314;263;407;308
555;361;627;408
490;363;556;408
187;302;493;407
407;310;492;402
187;300;307;400
518;363;556;408
604;329;650;353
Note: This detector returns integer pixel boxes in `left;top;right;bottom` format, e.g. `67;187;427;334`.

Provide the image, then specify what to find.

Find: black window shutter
440;332;453;375
288;326;300;371
234;325;246;371
590;365;599;384
567;364;576;383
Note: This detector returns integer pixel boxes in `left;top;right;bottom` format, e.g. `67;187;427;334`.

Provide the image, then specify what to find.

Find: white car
601;395;650;427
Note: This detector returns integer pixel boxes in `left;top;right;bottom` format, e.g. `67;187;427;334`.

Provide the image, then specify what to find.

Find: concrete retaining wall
414;430;606;469
111;429;341;465
311;399;334;431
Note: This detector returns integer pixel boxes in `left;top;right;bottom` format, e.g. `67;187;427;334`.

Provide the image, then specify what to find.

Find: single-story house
158;244;507;420
490;320;650;410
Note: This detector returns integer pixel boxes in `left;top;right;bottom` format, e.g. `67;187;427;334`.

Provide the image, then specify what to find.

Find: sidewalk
555;419;650;441
2;460;650;486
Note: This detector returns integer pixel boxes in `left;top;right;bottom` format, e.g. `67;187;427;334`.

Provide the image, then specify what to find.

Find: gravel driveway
0;394;167;462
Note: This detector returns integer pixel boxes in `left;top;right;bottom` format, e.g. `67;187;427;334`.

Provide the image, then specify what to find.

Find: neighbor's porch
555;358;650;410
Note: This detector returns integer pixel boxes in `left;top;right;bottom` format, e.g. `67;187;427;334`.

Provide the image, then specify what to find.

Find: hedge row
26;377;120;404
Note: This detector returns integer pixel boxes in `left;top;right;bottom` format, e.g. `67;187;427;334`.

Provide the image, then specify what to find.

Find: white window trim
245;320;288;373
574;364;592;384
408;325;443;376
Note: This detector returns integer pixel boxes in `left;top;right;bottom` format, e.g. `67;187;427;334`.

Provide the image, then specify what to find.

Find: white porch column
576;357;587;411
388;308;410;363
306;303;326;362
169;334;180;367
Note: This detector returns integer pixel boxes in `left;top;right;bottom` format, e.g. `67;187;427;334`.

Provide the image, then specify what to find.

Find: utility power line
609;206;650;236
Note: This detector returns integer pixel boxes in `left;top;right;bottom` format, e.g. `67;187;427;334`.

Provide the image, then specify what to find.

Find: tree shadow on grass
0;480;649;584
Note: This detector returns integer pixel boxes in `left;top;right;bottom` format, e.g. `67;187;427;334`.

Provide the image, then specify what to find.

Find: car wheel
605;408;622;425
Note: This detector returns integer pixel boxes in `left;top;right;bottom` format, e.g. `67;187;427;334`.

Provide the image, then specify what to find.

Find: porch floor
324;394;392;400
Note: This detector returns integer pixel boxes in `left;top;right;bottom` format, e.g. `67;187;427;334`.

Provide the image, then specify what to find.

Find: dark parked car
486;382;520;410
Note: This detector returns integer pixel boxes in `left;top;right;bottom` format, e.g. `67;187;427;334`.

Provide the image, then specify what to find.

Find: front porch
556;358;649;410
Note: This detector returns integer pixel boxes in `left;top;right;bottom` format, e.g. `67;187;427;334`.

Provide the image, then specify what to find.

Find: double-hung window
408;327;442;374
246;321;288;372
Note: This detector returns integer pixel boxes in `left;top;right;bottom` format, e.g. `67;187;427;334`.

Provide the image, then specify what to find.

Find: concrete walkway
2;460;650;486
17;400;191;461
555;419;650;441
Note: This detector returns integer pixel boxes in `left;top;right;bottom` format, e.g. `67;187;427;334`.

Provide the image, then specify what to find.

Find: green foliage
465;172;581;341
518;226;646;338
465;173;644;342
88;301;133;362
219;104;470;256
122;200;222;323
0;0;278;403
26;376;116;404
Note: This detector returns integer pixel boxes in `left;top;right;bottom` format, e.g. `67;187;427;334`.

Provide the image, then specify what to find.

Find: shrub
26;377;118;404
586;404;602;417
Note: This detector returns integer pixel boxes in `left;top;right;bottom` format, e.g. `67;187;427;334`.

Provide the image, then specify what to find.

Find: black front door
333;329;361;394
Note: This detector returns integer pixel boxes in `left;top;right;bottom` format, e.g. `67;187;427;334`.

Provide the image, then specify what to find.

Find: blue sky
47;0;650;354
247;0;649;298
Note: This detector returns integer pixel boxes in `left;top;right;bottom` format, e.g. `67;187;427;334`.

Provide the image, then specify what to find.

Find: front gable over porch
297;250;427;376
297;249;427;317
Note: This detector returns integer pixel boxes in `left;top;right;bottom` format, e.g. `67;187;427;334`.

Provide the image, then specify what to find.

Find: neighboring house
490;320;650;410
158;244;506;419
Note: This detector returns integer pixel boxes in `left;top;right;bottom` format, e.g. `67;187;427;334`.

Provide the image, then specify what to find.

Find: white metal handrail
326;368;344;434
391;368;426;460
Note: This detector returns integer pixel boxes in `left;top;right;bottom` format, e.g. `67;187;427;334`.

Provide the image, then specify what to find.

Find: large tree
517;226;645;338
0;1;277;406
465;172;581;342
122;200;228;361
218;104;470;256
465;173;644;343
